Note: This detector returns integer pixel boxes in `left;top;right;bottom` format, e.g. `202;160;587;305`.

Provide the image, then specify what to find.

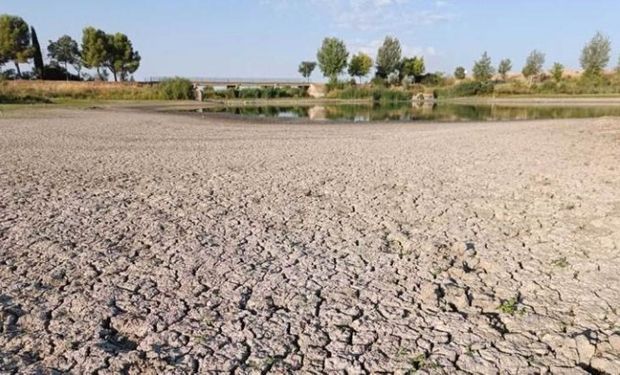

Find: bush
208;86;306;101
420;72;447;86
326;81;346;92
326;86;412;102
435;81;495;98
238;88;261;99
157;78;195;100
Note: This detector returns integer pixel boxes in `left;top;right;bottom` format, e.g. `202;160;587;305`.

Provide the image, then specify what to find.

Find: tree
472;52;494;82
104;32;141;81
550;62;564;82
580;32;611;77
0;15;32;78
376;36;401;78
522;50;545;80
348;53;373;83
298;61;317;82
401;56;425;82
82;27;108;80
316;37;349;83
31;26;44;79
48;35;80;81
454;66;466;80
498;58;512;81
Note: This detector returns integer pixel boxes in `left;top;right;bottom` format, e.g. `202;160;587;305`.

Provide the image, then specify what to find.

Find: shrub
327;87;412;102
493;82;530;96
157;78;194;100
238;88;262;99
420;72;447;86
435;81;495;97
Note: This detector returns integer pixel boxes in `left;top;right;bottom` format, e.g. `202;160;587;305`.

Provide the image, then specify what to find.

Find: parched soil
0;109;619;374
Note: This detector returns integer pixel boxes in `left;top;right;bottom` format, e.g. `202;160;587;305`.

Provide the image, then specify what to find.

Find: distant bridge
147;77;311;86
146;77;314;101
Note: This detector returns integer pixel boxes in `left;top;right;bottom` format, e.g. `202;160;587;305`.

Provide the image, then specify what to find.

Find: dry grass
0;80;162;101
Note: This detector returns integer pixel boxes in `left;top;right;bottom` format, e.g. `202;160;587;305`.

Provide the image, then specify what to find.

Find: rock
575;334;596;364
590;356;620;374
419;283;440;307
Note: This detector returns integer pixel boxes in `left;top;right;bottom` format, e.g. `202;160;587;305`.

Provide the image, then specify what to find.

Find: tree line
301;32;619;87
462;32;614;83
0;14;140;81
299;36;427;86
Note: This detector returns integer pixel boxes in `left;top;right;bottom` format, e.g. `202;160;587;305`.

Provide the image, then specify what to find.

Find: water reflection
194;103;620;122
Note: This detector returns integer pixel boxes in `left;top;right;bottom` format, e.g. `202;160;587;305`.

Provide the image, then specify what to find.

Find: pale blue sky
4;0;620;80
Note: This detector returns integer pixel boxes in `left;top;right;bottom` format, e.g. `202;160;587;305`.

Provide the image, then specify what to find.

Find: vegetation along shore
2;13;620;105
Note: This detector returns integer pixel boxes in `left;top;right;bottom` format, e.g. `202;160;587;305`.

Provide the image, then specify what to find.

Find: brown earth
0;109;619;374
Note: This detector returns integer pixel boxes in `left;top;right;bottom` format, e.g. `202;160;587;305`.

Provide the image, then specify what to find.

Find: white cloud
262;0;454;32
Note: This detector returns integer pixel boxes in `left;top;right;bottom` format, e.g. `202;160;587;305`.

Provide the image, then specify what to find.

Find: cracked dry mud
0;108;619;374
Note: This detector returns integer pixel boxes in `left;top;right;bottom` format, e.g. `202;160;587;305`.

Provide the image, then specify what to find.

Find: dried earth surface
0;108;619;374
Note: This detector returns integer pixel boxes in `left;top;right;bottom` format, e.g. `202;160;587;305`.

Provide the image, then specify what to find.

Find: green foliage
317;37;349;82
401;56;425;82
420;72;446;86
454;66;466;80
498;58;512;80
498;298;520;315
298;61;316;82
48;35;80;80
326;86;412;102
580;32;611;77
81;27;107;79
522;50;545;79
376;36;402;78
348;52;373;82
104;32;141;82
435;81;495;98
472;52;494;82
205;86;306;101
0;15;32;77
550;62;564;82
31;27;44;79
157;78;195;100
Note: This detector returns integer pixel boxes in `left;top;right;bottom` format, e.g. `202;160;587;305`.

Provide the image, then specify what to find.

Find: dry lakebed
0;108;619;374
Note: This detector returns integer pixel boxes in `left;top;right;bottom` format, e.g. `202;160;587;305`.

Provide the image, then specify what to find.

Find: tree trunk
65;61;69;81
111;69;118;82
14;61;21;79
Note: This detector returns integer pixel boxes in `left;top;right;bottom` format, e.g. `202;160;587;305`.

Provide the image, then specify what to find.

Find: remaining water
192;102;620;122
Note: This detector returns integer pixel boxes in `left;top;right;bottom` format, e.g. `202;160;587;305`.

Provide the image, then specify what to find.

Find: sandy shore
0;109;619;374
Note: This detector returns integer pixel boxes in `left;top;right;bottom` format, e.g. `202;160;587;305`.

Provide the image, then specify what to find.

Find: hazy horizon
5;0;620;80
